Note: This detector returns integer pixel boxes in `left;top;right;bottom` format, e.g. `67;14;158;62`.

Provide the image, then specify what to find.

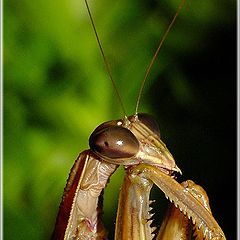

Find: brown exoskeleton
51;0;226;239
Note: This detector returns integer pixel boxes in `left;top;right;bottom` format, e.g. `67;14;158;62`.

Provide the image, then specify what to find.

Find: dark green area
4;0;236;239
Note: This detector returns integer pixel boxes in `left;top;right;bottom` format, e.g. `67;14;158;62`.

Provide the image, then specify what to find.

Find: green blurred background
4;0;236;239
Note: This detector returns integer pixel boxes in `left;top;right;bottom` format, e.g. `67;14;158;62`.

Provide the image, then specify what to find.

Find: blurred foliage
4;0;236;239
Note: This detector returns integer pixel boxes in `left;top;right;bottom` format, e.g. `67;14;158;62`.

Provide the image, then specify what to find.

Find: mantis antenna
85;0;185;116
84;0;127;117
135;0;186;114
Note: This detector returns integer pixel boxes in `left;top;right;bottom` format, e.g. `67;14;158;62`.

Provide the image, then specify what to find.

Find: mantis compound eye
89;126;139;159
137;113;161;137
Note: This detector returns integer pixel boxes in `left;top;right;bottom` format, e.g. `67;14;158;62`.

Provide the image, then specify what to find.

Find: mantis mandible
51;0;226;239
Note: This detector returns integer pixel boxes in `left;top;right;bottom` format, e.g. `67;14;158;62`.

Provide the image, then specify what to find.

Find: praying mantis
51;0;226;239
